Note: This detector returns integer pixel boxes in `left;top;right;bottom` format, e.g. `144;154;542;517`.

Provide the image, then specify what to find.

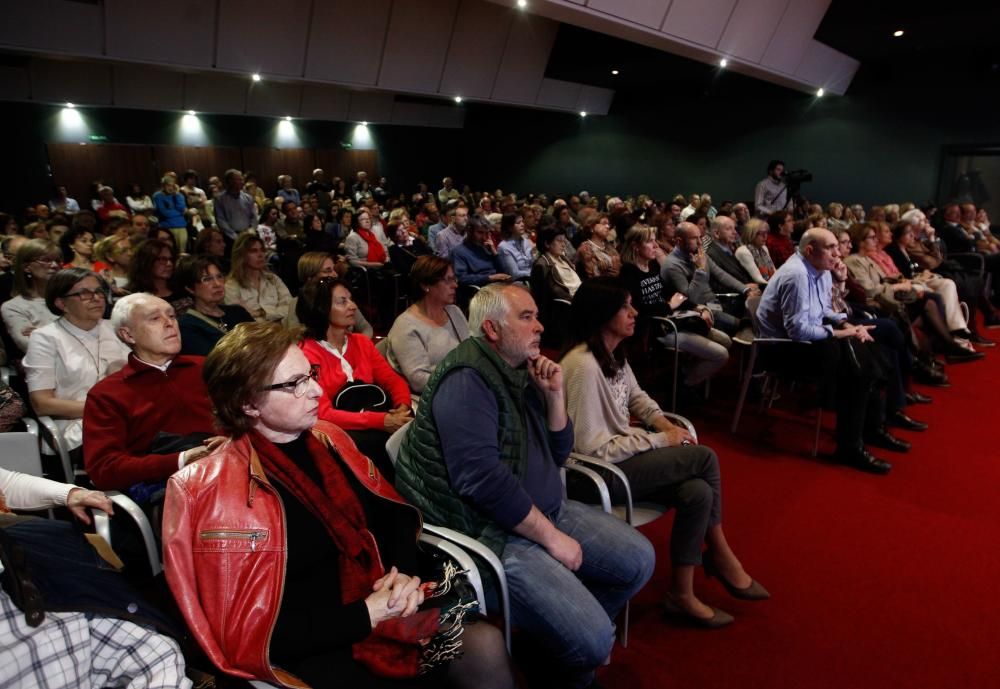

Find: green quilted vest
396;337;529;556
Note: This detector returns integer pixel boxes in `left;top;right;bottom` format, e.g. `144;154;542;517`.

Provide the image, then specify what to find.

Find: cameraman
754;159;792;217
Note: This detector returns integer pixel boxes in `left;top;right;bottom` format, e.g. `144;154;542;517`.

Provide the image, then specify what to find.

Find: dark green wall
3;88;999;216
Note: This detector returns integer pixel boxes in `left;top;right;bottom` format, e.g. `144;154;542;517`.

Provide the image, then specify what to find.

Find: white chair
5;419;61;521
34;415;77;484
92;491;163;577
564;412;698;648
385;424;512;652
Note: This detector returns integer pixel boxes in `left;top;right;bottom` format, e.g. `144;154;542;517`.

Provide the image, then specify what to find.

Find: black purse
334;381;395;413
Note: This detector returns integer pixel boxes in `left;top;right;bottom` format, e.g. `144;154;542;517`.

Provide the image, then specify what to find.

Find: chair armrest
92;491;162;577
948;252;986;275
23;417;38;437
564;458;612;514
553;298;572;306
35;415;74;485
1;366;10;386
421;524;511;652
568;453;633;524
662;413;698;444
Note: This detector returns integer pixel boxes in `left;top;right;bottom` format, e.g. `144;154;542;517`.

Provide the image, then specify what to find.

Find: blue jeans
501;500;655;688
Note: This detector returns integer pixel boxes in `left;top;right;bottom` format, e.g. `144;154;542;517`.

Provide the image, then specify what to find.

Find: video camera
782;169;813;185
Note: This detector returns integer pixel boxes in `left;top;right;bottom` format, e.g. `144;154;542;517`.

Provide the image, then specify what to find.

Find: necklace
57;319;103;376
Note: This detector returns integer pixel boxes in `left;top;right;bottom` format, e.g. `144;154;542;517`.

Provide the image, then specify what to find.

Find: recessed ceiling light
893;29;904;37
65;102;75;108
579;111;587;118
251;73;261;82
517;0;527;8
611;69;619;75
283;116;292;122
187;110;196;116
719;58;728;68
361;121;369;126
454;96;463;103
816;88;825;97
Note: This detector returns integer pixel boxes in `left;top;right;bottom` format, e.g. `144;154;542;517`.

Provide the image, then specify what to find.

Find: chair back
0;432;44;476
745;294;764;336
384;424;410;464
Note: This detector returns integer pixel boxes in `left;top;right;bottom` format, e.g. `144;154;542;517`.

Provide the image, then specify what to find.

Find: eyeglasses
261;364;320;398
64;287;107;302
439;275;458;285
198;273;226;284
31;256;62;265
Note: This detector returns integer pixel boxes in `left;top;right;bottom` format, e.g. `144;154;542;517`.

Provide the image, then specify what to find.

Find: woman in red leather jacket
162;321;513;689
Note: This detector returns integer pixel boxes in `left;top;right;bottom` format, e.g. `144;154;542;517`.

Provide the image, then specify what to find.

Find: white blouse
22;318;130;450
1;295;57;354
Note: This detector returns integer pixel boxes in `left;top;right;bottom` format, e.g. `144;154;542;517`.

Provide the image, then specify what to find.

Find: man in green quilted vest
396;283;654;689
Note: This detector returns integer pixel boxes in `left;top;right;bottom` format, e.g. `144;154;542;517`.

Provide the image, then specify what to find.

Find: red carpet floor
596;331;1000;689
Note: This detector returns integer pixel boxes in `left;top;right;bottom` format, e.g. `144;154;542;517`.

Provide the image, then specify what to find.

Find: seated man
706;215;765;289
83;293;216;494
394;283;655;689
756;228;897;475
451;217;511;288
662;222;758;334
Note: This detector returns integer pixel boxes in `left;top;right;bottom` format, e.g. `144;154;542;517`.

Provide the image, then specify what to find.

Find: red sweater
83;355;215;490
767;233;795;269
300;335;411;431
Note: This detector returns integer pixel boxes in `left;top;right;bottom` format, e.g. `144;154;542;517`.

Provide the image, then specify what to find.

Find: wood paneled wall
45;144;378;205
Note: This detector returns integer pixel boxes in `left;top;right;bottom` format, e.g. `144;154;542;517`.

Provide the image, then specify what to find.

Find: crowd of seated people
2;166;1000;687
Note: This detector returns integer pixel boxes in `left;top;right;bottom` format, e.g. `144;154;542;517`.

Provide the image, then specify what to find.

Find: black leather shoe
887;411;929;431
969;333;996;347
913;366;950;388
905;391;932;405
984;314;1000;329
944;342;986;362
864;428;911;452
835;447;892;474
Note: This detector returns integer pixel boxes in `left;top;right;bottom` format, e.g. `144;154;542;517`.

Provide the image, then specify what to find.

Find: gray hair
111;292;156;340
900;209;925;226
468;283;524;337
709;215;732;237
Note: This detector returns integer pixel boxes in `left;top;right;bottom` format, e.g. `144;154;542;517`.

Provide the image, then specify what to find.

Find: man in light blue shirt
214;169;257;242
755;228;894;474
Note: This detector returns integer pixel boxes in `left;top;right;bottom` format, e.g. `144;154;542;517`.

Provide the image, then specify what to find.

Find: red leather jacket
163;420;421;688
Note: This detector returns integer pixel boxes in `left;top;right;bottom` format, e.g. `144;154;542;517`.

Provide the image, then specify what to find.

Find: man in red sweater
84;294;218;493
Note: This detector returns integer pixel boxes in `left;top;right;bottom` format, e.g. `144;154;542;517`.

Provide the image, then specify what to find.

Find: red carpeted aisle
596;334;1000;689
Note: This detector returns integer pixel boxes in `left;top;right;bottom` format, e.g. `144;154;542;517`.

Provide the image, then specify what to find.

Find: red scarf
250;429;441;678
358;229;388;264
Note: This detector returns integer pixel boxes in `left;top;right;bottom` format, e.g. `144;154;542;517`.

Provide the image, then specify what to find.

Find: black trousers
762;337;884;453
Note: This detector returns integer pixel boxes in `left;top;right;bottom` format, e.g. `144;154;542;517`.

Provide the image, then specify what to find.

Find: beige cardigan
843;254;897;308
561;344;669;463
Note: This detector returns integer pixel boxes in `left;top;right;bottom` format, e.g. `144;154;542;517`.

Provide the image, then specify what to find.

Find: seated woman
224;230;293;322
284;251;373;336
22;268;130;459
303;212;339;253
127;238;190;312
60;226;110;274
561;277;767;627
575;214;621;279
844;223;981;363
1;239;60;355
96;234;133;297
344;207;391;270
883;220;987;346
384;256;468;397
163;322;512;689
734;218;775;284
618;226;731;391
652;212;677;260
175;255;254;356
388;219;433;277
766;210;795;269
297;277;412;478
496;213;534;282
531;228;581;302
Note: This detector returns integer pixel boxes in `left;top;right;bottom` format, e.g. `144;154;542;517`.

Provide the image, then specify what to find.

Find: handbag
335;381;395;413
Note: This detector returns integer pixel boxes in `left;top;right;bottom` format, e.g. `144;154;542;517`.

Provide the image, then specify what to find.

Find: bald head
800;228;839;272
677;221;700;240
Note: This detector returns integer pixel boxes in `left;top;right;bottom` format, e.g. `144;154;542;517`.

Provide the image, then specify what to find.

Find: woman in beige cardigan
561;277;767;629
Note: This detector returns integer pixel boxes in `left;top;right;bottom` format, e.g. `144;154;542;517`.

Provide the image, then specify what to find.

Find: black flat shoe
905;391;932;405
835;447;892;474
887;411;929;431
864;428;911;453
970;334;996;347
945;347;986;363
